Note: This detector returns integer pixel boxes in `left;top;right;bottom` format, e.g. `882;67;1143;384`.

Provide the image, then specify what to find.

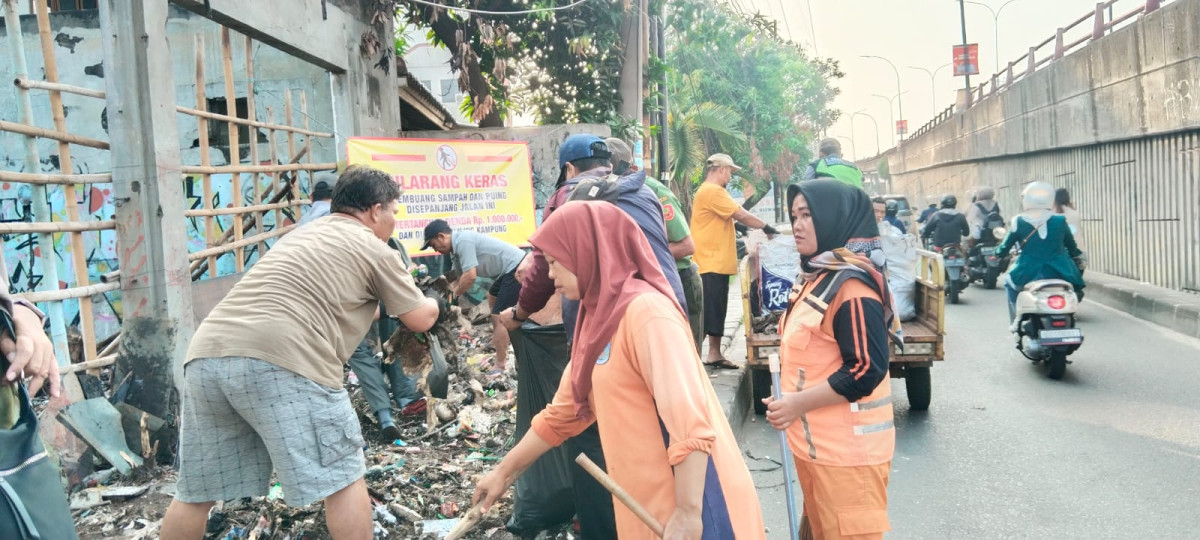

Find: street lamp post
852;109;881;157
964;0;1026;75
871;92;906;145
861;55;905;141
909;63;952;117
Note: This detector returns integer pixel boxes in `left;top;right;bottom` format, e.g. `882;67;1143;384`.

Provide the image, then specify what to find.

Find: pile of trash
63;299;578;539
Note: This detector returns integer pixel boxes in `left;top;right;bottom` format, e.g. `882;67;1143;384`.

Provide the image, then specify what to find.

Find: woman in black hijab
762;180;898;540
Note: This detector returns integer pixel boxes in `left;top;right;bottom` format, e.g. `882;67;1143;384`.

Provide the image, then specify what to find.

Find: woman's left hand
663;506;702;540
762;392;807;430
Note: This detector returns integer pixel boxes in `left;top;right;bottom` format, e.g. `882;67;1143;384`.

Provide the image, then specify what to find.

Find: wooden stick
575;453;665;537
15;281;120;303
0;221;115;234
299;90;312;224
0;119;109;150
0;171;111;185
62;355;117;374
195;34;217;278
244;34;265;259
184;199;310;217
221;27;245;273
36;0;97;363
188;224;295;261
179;162;335;175
98;335;121;357
99;270;121;283
442;504;484;540
266;106;284;238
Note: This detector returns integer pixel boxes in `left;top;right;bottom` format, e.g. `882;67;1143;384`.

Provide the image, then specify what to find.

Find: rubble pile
66;301;576;539
751;311;782;335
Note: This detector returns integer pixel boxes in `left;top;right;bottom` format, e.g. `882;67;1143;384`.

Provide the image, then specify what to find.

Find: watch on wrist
511;307;527;322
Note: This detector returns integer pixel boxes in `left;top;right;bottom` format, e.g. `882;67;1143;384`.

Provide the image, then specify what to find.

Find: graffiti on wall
2;172;312;338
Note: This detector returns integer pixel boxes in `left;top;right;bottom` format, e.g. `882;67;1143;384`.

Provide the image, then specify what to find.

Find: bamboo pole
99;270;120;283
0;171;111;185
179;162;336;175
244;34;265;260
15;281;120;303
285;91;300;216
300;90;313;226
575;454;665;536
62;355;117;374
188;225;296;261
267;106;284;235
0;220;116;234
184;199;310;217
98;335;120;357
13;77;106;99
36;0;97;363
13;77;333;138
0;119;110;150
195;35;218;278
220;27;245;273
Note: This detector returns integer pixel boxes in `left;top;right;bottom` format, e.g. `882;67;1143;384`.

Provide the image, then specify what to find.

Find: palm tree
666;101;747;216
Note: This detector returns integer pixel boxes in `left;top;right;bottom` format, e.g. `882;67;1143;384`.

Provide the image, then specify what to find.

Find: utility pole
958;0;972;93
618;0;647;162
100;0;196;456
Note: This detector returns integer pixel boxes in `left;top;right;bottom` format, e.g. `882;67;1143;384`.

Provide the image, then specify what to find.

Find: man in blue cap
496;133;686;540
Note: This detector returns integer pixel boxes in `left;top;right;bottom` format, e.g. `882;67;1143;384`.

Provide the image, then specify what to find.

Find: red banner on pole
953;44;979;76
896;120;908;135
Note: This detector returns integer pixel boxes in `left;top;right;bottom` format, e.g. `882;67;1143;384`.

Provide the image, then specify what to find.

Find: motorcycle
968;229;1009;289
938;243;970;304
998;227;1085;379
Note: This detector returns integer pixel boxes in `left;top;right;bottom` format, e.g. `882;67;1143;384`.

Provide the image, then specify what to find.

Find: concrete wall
889;0;1200;293
404;124;612;211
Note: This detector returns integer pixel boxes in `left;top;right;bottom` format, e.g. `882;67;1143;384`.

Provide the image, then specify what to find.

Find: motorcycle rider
917;197;938;225
921;194;970;250
965;186;1004;246
995;182;1085;322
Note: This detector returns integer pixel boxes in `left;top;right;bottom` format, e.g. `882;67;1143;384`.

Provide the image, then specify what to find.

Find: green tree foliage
665;0;842;211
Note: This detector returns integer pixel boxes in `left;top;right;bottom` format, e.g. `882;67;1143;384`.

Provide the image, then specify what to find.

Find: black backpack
976;202;1004;230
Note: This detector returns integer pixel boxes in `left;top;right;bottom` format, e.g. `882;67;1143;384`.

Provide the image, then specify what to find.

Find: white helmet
1022;182;1054;211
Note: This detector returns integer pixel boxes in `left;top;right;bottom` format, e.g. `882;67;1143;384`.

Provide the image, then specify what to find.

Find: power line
804;0;819;55
404;0;599;16
775;0;794;42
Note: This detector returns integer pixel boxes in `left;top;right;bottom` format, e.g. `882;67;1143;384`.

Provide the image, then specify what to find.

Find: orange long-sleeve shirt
531;293;765;539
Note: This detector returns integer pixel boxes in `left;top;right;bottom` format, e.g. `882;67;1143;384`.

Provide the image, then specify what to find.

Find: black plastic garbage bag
506;322;577;534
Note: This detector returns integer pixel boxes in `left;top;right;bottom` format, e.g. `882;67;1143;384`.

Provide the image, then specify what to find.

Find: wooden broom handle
575;453;666;537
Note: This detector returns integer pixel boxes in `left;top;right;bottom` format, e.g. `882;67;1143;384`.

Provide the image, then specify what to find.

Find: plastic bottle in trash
411;264;428;279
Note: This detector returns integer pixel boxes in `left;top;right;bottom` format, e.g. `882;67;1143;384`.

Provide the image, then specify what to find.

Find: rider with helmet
921;194;970;249
995;182;1085;321
966;186;1004;245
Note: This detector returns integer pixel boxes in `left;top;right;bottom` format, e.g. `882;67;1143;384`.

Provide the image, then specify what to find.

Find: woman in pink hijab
472;201;763;540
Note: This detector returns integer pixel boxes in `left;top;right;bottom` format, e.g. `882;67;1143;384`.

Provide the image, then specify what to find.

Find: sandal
703;358;740;370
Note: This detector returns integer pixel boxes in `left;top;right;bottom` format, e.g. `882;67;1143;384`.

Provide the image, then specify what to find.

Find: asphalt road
739;286;1200;539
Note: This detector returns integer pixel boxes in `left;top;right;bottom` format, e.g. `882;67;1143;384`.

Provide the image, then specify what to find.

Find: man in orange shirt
689;154;778;368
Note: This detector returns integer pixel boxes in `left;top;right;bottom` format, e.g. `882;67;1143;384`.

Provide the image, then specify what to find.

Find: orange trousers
793;457;891;540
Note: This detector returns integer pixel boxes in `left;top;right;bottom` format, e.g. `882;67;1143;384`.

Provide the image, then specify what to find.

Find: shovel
769;353;801;540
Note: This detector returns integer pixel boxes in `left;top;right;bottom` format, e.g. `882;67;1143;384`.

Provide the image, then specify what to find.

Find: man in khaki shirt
162;166;440;539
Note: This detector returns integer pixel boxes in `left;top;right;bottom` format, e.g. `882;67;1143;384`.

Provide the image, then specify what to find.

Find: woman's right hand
472;467;514;512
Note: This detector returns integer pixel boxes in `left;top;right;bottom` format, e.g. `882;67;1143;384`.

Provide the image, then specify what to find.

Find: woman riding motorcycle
995;182;1085;321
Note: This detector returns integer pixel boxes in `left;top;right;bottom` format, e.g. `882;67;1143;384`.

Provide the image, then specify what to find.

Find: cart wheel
905;367;931;411
752;369;772;415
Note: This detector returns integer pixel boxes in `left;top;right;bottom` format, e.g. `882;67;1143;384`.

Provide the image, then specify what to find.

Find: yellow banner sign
346;138;536;257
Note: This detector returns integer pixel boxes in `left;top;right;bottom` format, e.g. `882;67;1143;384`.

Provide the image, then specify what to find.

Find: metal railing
910;0;1166;140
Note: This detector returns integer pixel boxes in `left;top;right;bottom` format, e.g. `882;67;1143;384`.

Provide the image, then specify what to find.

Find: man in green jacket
606;138;704;352
802;138;864;189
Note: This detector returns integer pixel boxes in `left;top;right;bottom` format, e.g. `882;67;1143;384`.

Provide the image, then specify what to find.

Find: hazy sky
740;0;1130;159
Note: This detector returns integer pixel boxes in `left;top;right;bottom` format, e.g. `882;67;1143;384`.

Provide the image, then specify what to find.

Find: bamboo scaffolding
195;35;218;278
99;270;121;283
188;225;295;261
13;76;333;139
0;171;111;185
285;91;300;208
0;220;115;234
179;162;336;175
0;119;109;149
267;106;284;232
244;34;266;259
184;199;310;217
300;90;314;221
36;0;97;363
98;335;120;357
220;27;245;273
15;281;120;303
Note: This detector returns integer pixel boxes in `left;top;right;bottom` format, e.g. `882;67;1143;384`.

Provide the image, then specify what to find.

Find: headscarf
528;201;682;422
787;180;902;344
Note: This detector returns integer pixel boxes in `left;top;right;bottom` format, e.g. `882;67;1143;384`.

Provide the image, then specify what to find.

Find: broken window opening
45;0;98;12
204;97;268;149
